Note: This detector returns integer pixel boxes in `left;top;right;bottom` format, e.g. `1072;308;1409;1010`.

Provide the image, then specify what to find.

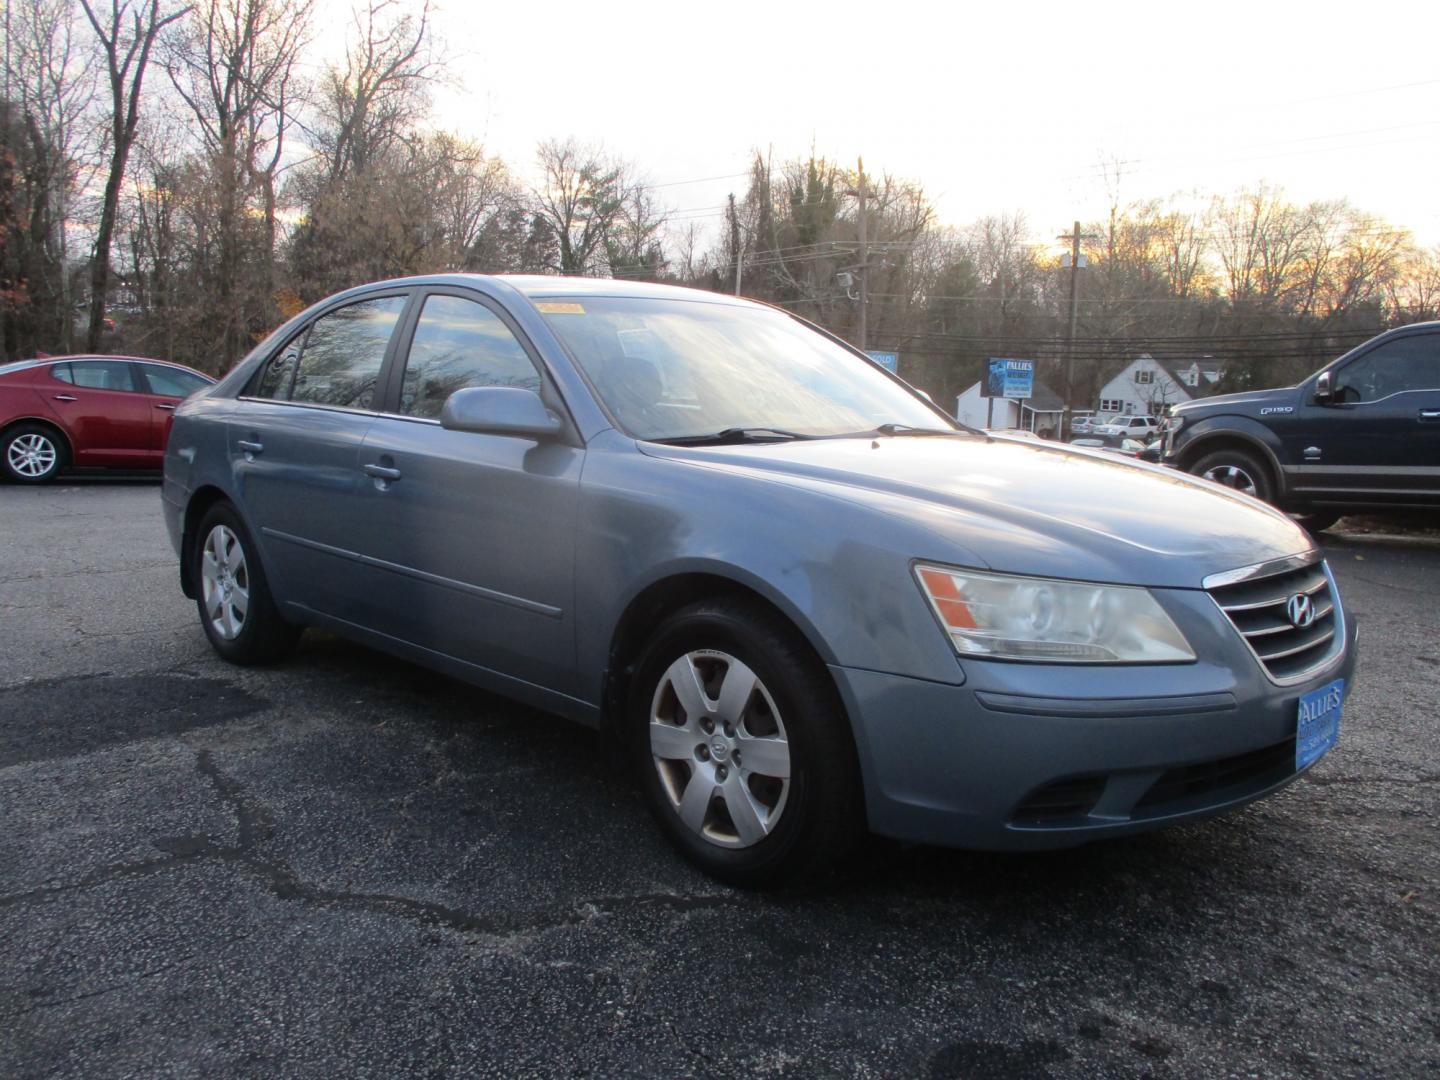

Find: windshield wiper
650;427;817;447
869;422;973;438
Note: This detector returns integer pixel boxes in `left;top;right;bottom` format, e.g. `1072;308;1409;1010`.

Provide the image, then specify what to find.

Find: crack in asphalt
21;957;194;1014
0;749;741;943
0;560;175;586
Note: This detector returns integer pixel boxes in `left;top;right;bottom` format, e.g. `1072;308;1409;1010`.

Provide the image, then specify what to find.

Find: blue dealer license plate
1296;678;1343;770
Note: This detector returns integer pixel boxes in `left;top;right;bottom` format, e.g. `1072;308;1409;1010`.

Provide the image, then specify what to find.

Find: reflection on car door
356;291;583;697
229;293;409;619
46;360;155;466
1286;332;1440;505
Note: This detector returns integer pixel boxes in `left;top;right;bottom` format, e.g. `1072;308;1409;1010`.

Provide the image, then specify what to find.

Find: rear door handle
364;463;402;482
155;403;176;411
237;439;264;455
53;394;77;402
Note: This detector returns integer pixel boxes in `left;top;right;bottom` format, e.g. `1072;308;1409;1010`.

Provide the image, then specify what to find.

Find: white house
955;379;1066;435
1095;354;1224;417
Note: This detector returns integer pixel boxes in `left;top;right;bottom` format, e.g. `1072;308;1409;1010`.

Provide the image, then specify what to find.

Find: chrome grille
1206;555;1342;683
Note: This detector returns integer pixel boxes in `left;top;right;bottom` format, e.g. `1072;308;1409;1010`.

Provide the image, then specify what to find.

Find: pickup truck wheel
1192;448;1273;503
628;599;863;889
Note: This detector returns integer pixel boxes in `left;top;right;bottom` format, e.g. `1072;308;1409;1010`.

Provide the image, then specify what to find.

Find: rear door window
251;296;406;409
290;296;407;409
138;364;211;398
250;338;303;400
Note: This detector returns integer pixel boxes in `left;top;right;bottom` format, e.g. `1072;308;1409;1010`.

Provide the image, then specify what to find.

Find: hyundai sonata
162;276;1355;886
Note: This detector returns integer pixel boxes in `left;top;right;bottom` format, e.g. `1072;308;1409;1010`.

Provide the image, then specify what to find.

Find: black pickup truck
1163;322;1440;530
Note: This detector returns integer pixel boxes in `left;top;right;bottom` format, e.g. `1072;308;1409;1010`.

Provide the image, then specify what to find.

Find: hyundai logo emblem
1286;593;1316;629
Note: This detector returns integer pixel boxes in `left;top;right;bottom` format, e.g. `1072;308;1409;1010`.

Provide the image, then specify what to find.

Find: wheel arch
1;416;73;464
1176;430;1285;499
600;570;839;737
179;484;237;599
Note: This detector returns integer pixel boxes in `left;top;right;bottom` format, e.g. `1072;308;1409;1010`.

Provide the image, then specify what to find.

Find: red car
0;355;215;483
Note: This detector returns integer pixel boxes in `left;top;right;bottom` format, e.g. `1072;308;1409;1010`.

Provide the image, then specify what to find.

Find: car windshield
535;295;951;441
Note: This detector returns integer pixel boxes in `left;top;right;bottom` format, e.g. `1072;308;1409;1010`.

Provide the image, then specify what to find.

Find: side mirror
440;387;562;440
1313;370;1334;404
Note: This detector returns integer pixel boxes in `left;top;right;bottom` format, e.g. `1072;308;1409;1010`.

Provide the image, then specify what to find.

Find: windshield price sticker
536;302;586;315
1295;678;1343;770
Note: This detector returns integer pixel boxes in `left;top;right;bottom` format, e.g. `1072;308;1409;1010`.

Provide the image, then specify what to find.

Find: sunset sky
329;0;1440;249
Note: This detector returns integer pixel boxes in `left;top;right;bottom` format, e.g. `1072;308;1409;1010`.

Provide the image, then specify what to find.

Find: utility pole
840;159;880;351
729;194;743;296
856;157;869;351
1058;220;1099;428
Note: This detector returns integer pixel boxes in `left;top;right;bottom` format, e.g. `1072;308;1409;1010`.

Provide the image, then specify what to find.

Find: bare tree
1387;245;1440;322
2;0;100;355
1209;184;1318;312
312;0;435;182
531;138;634;276
79;0;189;351
165;0;312;363
167;0;311;241
1320;211;1410;318
606;178;669;280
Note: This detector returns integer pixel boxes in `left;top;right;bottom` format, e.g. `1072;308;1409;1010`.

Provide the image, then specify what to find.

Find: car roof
0;354;214;380
342;272;761;308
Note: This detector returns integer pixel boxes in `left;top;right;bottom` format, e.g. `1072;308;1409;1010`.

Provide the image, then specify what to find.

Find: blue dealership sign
986;357;1034;399
866;350;899;373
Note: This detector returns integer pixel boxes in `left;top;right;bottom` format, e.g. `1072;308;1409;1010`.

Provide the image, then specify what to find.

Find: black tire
1190;447;1274;503
191;502;300;664
627;598;864;889
1;423;67;483
1292;510;1341;534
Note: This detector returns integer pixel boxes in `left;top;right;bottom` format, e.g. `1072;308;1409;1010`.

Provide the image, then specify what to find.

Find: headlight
914;564;1195;663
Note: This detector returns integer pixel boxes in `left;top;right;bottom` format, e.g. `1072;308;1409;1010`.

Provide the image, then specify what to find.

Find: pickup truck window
1337;335;1439;402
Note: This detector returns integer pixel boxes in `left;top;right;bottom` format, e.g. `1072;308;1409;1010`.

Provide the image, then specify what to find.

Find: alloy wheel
1202;463;1259;497
7;433;57;478
649;649;791;849
201;524;250;640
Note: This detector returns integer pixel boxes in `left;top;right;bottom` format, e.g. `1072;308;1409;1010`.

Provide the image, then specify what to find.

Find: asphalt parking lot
2;482;1437;1078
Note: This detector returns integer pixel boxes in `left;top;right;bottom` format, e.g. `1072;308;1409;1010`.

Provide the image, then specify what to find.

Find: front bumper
831;596;1358;850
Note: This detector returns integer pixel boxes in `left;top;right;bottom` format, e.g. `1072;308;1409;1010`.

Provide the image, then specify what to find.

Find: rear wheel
1191;447;1273;503
1;424;66;483
628;598;863;889
192;503;300;664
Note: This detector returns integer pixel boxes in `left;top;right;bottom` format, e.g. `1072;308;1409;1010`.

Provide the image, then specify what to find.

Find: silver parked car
163;276;1356;886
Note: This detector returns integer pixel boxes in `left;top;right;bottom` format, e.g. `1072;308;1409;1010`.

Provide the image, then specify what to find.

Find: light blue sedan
163;276;1356;886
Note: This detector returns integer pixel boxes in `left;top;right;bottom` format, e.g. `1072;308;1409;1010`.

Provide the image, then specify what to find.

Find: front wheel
1191;448;1274;503
192;503;300;664
628;599;863;889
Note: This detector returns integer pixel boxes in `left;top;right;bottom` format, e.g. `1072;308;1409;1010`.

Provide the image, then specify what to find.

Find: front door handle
53;394;77;402
155;403;176;411
1420;409;1440;421
364;463;402;482
237;439;264;455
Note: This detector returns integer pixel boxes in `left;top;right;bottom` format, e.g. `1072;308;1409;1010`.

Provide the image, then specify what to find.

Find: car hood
1173;384;1298;415
639;435;1313;589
